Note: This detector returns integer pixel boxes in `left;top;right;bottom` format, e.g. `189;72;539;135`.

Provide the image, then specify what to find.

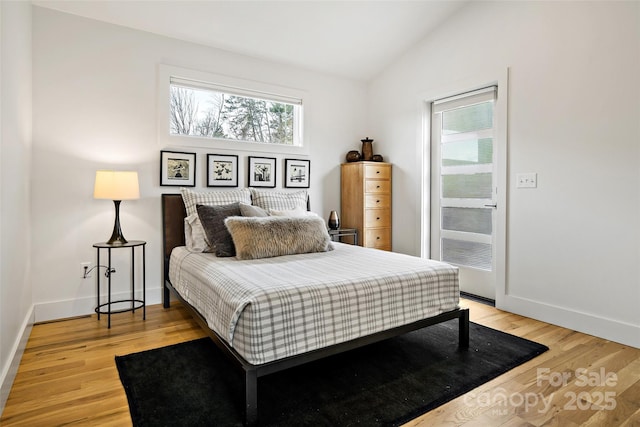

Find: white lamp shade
94;170;140;200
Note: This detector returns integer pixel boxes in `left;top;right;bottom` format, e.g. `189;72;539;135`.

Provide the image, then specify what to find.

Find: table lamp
94;170;140;245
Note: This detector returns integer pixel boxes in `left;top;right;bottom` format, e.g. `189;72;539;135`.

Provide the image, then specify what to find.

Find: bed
161;192;469;426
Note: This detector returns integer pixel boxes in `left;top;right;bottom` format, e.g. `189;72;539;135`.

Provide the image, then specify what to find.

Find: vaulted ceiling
33;0;468;81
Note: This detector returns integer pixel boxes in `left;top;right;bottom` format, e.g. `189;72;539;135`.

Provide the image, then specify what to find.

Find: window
158;65;307;154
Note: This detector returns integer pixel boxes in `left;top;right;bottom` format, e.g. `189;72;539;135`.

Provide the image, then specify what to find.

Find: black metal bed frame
161;193;469;426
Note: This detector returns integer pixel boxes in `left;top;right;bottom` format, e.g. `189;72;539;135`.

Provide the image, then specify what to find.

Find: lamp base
106;234;128;245
107;200;128;245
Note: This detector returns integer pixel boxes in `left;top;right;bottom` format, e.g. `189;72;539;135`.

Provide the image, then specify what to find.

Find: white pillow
250;189;308;211
269;207;319;217
184;214;209;253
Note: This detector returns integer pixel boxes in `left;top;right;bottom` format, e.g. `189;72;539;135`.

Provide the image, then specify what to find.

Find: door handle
484;203;497;208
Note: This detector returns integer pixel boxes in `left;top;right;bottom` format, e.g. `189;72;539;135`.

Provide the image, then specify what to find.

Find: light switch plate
517;173;537;188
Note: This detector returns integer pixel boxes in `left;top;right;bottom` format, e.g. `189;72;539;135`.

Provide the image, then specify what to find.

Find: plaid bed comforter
169;243;459;365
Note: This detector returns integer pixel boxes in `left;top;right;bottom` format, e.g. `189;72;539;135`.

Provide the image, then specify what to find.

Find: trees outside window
170;84;298;146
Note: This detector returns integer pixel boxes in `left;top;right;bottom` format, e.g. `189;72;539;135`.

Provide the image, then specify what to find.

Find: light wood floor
1;299;638;426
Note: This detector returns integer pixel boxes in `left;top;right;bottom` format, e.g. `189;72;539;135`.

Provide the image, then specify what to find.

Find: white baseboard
0;305;34;415
499;294;640;348
33;286;163;323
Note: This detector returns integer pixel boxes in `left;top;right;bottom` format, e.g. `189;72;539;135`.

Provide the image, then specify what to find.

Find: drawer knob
376;236;381;240
376;171;380;174
376;185;380;189
376;217;380;220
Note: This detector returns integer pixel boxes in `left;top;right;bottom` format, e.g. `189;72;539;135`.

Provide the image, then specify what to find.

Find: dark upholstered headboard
161;194;187;274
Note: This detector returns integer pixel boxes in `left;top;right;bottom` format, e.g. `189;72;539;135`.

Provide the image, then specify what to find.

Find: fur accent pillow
225;216;333;260
196;203;241;257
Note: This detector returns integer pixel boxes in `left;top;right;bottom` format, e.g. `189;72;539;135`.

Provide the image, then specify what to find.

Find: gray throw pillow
239;202;269;217
196;203;241;257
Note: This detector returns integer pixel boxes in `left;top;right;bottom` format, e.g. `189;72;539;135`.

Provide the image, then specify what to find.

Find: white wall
368;1;640;347
0;0;34;411
31;7;366;321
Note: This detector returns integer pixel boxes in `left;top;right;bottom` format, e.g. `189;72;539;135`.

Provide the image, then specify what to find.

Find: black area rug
115;320;547;426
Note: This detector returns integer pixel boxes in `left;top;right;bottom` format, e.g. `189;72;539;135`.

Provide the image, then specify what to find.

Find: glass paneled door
431;87;497;300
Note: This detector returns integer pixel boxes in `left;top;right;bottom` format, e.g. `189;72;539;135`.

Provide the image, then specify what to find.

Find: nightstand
328;228;359;245
93;240;146;328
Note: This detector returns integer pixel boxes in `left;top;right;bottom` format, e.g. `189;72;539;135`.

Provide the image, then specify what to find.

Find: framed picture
160;150;196;187
284;158;310;188
248;156;276;188
207;154;238;187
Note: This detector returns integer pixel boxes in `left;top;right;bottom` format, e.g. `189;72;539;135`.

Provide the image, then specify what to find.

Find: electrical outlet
81;262;92;279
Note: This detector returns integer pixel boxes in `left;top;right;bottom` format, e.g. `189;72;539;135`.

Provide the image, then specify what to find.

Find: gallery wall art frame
284;158;310;188
207;154;239;187
248;156;276;188
160;150;196;187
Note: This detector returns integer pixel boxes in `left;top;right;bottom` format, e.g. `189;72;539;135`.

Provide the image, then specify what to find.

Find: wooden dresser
340;162;392;251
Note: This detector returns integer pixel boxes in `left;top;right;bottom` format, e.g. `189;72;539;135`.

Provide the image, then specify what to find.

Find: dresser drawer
364;228;391;250
364;209;391;228
365;180;390;194
365;194;390;209
364;164;391;180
